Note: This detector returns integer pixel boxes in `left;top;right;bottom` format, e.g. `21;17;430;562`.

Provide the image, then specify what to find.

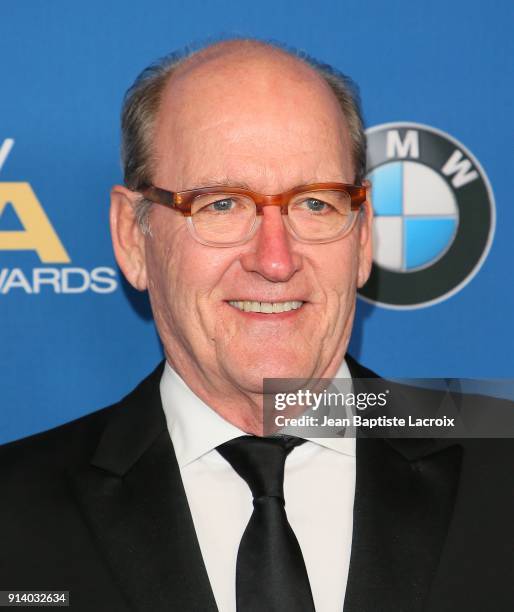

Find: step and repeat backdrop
1;0;512;444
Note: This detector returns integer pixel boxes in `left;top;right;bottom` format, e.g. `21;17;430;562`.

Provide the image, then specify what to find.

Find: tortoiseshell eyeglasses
137;182;367;247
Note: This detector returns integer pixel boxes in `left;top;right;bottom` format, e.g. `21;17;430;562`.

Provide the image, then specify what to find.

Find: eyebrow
191;177;254;190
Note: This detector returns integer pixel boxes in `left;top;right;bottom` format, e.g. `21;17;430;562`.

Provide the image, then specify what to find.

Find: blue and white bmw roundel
360;123;495;309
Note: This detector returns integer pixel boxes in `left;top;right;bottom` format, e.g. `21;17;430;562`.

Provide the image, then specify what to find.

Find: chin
223;353;315;392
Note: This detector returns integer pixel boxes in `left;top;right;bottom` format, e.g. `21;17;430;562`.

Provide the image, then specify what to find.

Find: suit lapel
69;363;218;612
343;437;462;612
344;356;463;612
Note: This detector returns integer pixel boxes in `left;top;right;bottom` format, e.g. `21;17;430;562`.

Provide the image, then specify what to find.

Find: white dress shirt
160;362;356;612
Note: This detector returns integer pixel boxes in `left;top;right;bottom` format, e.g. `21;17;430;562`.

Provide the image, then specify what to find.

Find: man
1;39;512;612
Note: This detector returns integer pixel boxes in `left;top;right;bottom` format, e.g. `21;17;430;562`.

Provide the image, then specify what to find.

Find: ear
357;180;374;288
110;185;148;291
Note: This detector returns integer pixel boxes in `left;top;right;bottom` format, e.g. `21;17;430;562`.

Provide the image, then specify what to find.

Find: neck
163;346;349;437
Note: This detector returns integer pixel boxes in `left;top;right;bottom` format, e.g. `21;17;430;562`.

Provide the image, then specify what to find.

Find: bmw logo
359;122;496;309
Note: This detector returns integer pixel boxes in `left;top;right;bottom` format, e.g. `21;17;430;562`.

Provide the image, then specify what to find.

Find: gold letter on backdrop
0;183;70;263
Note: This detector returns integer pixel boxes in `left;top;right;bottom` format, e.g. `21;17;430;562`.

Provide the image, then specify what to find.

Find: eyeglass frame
135;181;368;246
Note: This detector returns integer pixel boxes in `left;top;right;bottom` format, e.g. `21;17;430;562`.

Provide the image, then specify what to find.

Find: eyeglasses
137;182;367;247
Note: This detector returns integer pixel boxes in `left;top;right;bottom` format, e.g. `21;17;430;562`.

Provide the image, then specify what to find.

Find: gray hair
120;40;367;234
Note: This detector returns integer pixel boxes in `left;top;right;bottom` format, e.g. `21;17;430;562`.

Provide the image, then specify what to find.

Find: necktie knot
217;435;304;501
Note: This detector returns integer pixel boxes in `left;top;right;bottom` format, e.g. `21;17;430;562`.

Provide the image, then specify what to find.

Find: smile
228;300;304;313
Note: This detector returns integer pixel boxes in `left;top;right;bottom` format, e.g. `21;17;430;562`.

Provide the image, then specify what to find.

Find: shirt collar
160;360;355;468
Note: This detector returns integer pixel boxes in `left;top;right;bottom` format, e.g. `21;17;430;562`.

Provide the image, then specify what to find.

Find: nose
239;206;302;282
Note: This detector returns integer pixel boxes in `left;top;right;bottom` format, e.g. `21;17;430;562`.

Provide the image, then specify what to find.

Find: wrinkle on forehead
167;170;349;193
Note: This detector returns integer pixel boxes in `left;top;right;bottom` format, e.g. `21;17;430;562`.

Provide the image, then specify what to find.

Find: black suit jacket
1;359;513;611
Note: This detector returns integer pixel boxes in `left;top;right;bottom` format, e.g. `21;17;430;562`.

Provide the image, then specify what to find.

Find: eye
298;198;333;214
192;194;255;217
209;198;235;212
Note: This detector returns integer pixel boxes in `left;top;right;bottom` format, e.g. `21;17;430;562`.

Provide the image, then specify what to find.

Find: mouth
227;300;304;314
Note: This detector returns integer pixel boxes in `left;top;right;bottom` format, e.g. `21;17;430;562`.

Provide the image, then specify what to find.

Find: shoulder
0;403;117;474
0;361;165;479
347;355;514;469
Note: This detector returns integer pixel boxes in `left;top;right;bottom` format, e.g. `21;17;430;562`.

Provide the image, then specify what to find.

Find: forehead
152;46;353;189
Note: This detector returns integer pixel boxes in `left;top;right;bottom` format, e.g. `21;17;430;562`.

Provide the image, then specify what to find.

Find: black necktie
217;435;316;612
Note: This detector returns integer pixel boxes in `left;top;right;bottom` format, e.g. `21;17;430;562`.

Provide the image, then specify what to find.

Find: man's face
133;50;372;395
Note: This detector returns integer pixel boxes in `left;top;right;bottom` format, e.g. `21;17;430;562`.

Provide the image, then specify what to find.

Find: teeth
228;300;304;313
